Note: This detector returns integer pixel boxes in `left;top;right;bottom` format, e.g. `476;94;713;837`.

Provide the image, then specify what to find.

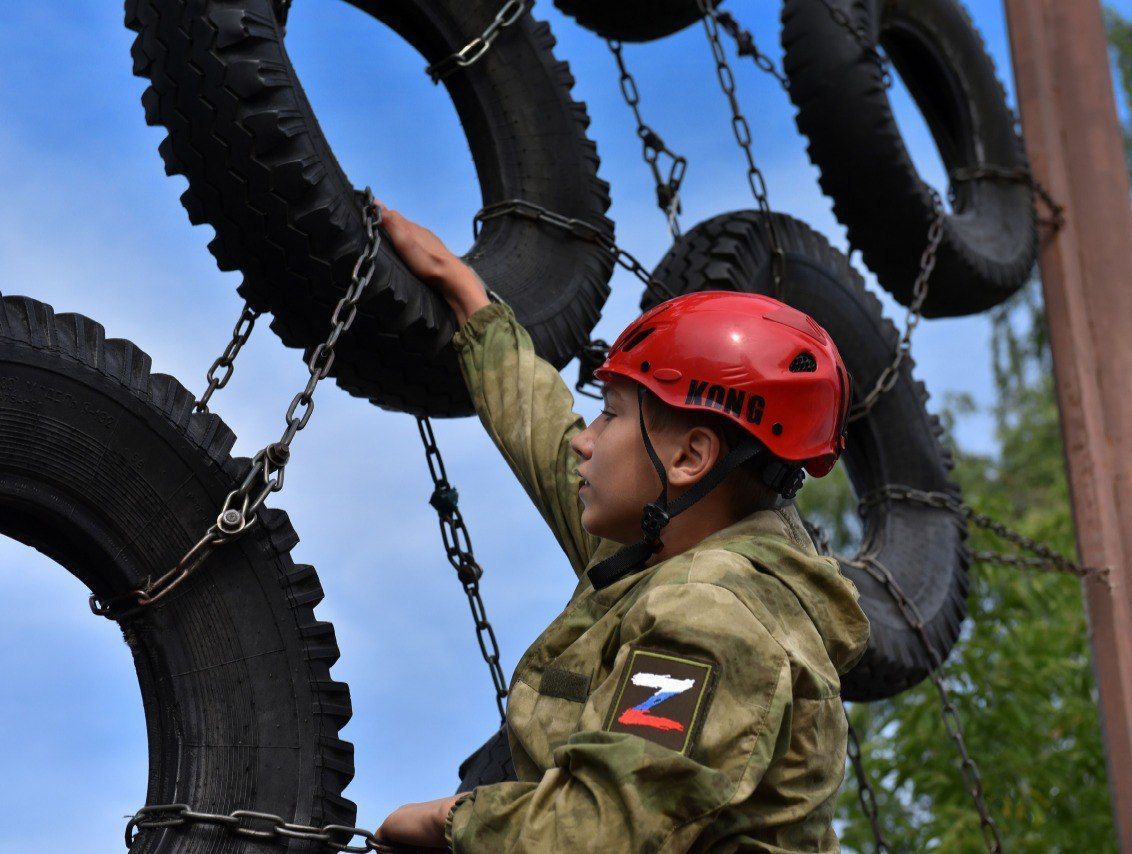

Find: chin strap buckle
762;460;806;500
641;502;671;543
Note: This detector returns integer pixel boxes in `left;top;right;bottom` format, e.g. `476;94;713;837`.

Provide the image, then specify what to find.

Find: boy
375;206;870;852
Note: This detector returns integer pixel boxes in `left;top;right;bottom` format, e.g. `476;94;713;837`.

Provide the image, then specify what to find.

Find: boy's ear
668;426;724;486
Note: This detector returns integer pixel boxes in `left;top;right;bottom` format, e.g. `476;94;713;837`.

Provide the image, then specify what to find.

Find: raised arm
451;301;599;575
381;205;599;575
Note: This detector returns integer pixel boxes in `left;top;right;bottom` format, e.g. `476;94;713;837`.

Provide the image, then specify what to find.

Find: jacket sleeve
452;301;600;577
445;578;794;852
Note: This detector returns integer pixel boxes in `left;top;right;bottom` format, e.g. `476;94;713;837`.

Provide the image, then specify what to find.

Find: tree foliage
1105;6;1132;169
799;12;1132;847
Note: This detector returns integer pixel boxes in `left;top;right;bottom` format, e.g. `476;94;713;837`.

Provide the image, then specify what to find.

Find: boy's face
570;379;671;543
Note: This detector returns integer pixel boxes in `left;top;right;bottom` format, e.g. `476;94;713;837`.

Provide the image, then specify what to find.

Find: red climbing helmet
585;291;852;591
594;291;851;477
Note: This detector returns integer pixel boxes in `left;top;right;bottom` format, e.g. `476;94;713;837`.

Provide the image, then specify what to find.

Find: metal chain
474;198;677;303
123;803;399;852
950;165;1066;232
849;193;945;422
473;198;679;400
607;39;688;238
193;303;261;413
425;0;530;83
90;190;384;620
845;713;891;854
858;484;1109;583
813;526;889;853
802;518;832;558
842;553;1004;853
811;479;1095;852
808;523;890;853
696;0;787;298
817;0;893;88
416;416;509;723
575;338;612;401
715;11;790;92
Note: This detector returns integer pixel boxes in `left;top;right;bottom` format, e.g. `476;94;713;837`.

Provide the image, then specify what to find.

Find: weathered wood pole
1003;0;1132;846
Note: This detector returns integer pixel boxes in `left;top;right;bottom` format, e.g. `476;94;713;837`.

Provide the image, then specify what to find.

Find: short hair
639;388;781;514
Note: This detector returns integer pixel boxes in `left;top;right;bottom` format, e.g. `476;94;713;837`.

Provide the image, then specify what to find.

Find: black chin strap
587;385;766;591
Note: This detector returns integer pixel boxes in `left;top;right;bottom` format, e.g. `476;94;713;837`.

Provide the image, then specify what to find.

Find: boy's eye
600;409;615;420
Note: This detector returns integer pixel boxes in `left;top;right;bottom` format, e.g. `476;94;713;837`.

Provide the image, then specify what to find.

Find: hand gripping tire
646;212;970;701
125;0;614;417
553;0;721;42
781;0;1037;318
0;295;356;848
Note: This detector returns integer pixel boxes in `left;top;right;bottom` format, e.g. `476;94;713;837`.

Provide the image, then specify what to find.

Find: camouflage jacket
446;302;870;852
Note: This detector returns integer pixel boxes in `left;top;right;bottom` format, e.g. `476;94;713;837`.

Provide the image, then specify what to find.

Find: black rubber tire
0;294;356;850
647;211;970;701
455;724;517;791
553;0;721;42
781;0;1037;318
125;0;614;417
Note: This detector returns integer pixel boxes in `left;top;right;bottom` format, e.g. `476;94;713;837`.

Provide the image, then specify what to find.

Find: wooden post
1003;0;1132;846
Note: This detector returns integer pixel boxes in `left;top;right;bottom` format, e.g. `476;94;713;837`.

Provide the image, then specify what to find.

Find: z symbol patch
604;649;714;755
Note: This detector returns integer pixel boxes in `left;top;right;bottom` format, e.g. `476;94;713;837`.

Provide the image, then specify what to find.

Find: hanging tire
0;295;356;848
552;0;720;42
781;0;1037;318
646;211;970;701
125;0;614;417
456;724;517;791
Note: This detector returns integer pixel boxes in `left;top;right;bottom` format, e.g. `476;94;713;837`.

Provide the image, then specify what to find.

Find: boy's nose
570;426;593;459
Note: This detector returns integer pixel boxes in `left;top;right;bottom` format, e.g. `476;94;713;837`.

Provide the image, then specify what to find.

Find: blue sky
0;1;1126;850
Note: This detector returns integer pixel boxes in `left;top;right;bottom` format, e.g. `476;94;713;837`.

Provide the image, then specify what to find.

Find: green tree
806;10;1132;846
1105;6;1132;169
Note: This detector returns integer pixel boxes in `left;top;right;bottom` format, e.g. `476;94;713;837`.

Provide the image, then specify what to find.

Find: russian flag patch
604;649;715;755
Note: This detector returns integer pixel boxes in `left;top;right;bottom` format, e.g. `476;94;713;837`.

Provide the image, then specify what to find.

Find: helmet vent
790;352;817;373
620;326;656;353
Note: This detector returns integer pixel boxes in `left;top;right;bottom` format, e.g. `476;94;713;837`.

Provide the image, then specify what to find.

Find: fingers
381;210;420;259
381;208;418;253
366;203;478;307
380;208;426;246
380;207;401;232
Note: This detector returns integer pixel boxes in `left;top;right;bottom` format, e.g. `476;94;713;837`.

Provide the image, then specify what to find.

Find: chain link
91;190;384;620
574;338;612;401
474;198;677;304
715;11;790;92
810;523;889;853
802;518;833;558
696;0;787;299
842;553;1004;852
425;0;530;82
812;526;890;853
123;803;401;852
416;416;510;723
845;713;890;854
849;193;945;422
858;484;1109;583
950;165;1066;232
817;0;893;88
193;303;261;413
608;40;688;237
473;198;680;400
